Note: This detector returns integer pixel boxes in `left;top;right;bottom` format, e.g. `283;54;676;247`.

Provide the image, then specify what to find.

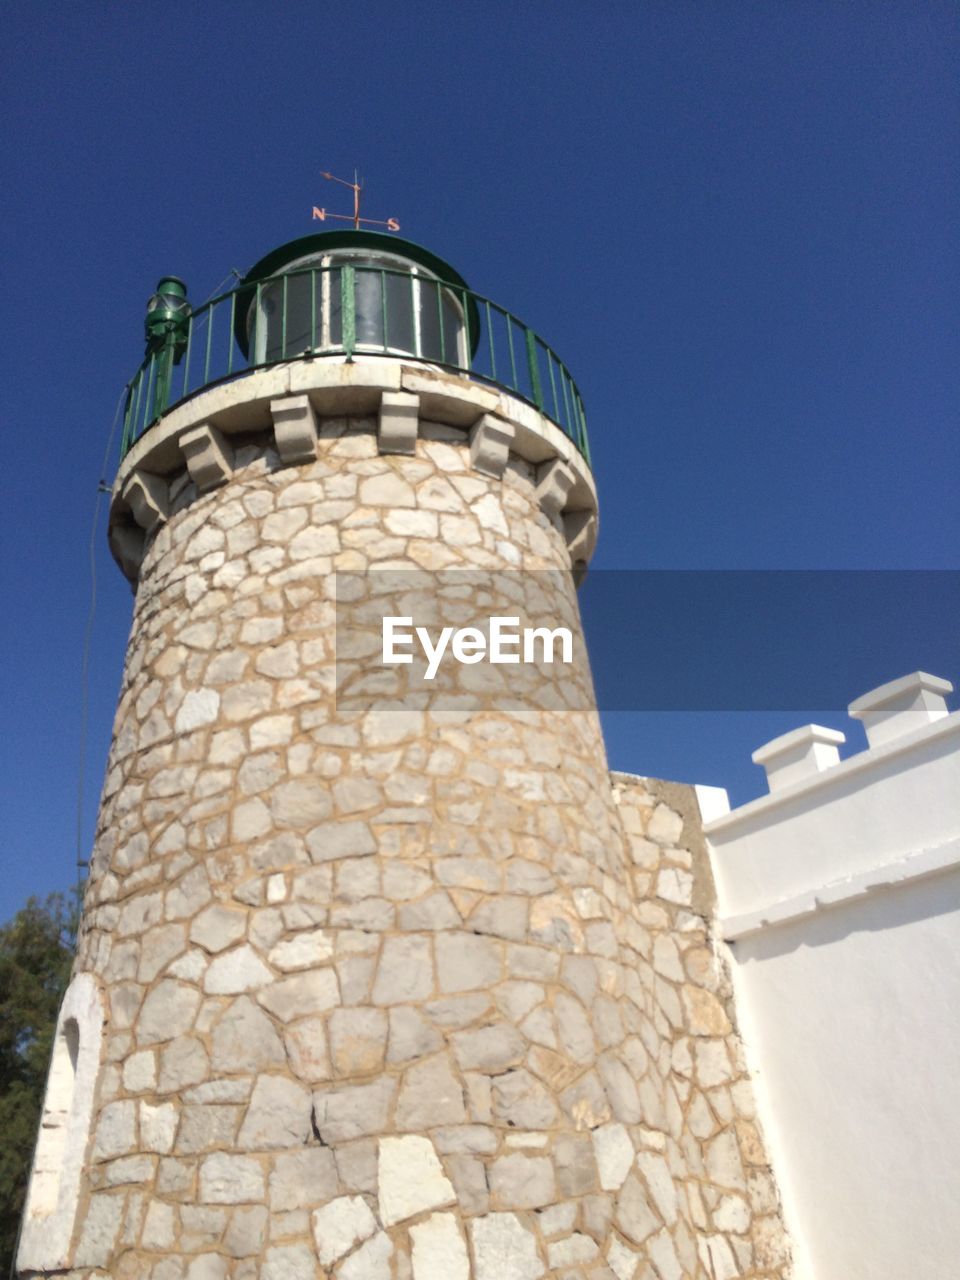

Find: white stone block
311;1194;377;1265
752;724;845;793
339;1231;394;1280
268;930;334;972
271;394;318;464
704;1235;739;1280
656;867;693;906
396;1054;465;1129
537;1202;577;1238
469;1212;545;1280
469;414;515;478
175;688;221;734
203;944;272;995
141;1199;176;1248
290;357;400;407
136;980;201;1044
848;670;953;749
92;1100;136;1161
647;802;684;845
269;1148;339;1212
122;1050;156;1093
140;1101;177;1154
237;1075;312;1149
436;933;501;994
186;1254;229;1280
694;784;730;824
379;390;420;454
258;968;340;1022
402;367;498;424
179;423;234;492
563;509;598;564
261;1242;321;1279
490;1153;555;1208
377;1135;456;1226
636;1152;678;1225
535;458;575;518
109;522;145;582
121;469;170;533
359;470;417;507
647;1228;683;1280
266;873;287;904
371;936;434;1005
410;1211;470;1280
312;1076;394;1144
71;1193;124;1267
607;1235;641;1280
190;905;247;954
547;1234;599;1267
592;1122;635;1190
199;1152;265;1203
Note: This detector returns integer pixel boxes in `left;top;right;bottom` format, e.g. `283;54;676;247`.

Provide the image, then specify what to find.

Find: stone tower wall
24;369;790;1279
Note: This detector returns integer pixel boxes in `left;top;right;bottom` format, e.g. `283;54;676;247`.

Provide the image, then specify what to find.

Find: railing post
202;304;215;385
524;328;544;411
310;269;317;350
151;345;173;424
341;265;355;360
255;282;263;364
131;362;146;447
120;382;134;457
227;294;236;375
576;396;591;466
281;274;289;359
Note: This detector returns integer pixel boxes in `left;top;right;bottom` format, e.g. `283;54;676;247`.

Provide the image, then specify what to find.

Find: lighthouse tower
18;230;789;1279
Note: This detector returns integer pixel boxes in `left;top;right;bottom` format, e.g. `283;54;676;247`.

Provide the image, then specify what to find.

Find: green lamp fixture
144;276;191;420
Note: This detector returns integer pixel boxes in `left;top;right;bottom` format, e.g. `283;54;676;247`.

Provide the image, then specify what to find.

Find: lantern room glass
248;251;464;367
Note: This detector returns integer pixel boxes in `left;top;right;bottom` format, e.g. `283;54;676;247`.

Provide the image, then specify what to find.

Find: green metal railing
119;264;591;465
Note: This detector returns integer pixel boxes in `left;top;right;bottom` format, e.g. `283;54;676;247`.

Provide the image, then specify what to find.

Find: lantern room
235;230;476;369
120;230;589;466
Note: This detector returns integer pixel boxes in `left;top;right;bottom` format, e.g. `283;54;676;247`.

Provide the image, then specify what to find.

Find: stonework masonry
20;363;792;1279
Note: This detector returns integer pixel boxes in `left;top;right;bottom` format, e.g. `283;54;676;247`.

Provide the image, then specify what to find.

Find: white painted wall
18;972;104;1274
699;675;960;1280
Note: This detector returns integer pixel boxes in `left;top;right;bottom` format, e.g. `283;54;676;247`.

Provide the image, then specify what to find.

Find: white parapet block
108;523;145;584
694;783;731;824
849;670;953;750
270;394;318;464
535;457;575;518
378;390;419;455
120;469;169;533
179;422;234;492
469;413;515;478
563;509;598;565
752;724;846;793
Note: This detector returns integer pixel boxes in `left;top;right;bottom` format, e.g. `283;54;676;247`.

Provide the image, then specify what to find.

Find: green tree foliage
0;891;77;1275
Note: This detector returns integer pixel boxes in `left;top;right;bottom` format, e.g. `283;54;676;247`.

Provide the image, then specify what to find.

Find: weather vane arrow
312;170;400;232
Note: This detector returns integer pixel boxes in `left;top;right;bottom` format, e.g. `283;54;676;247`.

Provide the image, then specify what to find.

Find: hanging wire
180;267;247;352
11;385;135;1280
74;268;245;892
74;386;128;892
200;267;244;306
11;276;250;1280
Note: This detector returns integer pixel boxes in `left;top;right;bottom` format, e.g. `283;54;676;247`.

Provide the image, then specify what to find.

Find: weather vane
311;170;400;232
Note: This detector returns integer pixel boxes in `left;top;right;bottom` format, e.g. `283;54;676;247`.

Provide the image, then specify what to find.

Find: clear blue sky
1;1;957;922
